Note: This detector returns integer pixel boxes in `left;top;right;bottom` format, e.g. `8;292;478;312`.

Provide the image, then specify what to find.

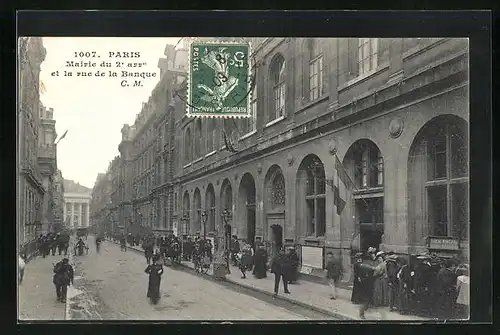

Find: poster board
301;246;324;269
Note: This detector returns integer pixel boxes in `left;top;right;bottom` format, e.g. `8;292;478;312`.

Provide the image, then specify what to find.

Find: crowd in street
350;247;470;319
59;231;470;319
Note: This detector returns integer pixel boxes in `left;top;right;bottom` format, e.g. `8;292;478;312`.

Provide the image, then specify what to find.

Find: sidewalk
18;253;67;320
106;239;430;321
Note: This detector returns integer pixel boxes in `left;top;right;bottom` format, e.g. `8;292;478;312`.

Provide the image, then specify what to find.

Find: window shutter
347;38;359;79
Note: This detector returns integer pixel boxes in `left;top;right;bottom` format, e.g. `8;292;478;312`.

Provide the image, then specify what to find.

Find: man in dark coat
397;255;414;315
386;254;401;311
252;243;268;279
351;252;364;304
143;238;154;265
355;248;377;319
271;247;291;296
145;254;164;304
435;258;457;319
53;258;74;303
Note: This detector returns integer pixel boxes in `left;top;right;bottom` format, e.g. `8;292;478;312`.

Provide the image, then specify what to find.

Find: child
325;252;341;300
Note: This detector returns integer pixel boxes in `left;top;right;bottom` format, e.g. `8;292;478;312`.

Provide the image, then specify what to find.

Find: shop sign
427;236;459;250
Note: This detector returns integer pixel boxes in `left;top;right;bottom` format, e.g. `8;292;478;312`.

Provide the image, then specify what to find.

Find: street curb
105;239;354;320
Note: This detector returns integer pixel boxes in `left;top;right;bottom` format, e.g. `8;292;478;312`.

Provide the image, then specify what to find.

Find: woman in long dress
145;254;164;304
372;251;390;307
252;244;268;279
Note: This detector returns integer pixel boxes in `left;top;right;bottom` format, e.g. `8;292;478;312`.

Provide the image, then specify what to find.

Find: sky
39;37;180;189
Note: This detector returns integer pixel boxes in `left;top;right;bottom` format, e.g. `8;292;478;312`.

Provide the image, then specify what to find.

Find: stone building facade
101;38;469;281
18;37;47;247
63;179;92;229
89;173;112;235
175;38;469;280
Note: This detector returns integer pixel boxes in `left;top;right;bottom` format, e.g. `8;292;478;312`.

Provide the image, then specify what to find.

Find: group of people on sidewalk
350;247;470;320
36;232;70;258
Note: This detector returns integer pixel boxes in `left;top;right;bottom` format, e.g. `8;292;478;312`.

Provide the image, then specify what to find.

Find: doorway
360;226;383;252
271;224;283;256
247;208;256;248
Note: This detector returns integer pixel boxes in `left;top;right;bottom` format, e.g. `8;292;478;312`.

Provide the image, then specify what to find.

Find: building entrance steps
106;238;429;321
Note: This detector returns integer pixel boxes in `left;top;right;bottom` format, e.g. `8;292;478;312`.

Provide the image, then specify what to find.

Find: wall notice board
301;246;324;269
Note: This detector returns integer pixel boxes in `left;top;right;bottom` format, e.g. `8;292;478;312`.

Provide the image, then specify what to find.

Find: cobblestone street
68;237;327;320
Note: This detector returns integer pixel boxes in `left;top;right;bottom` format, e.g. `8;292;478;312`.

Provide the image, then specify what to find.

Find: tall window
194;119;202;158
358;38;378;75
206;119;216;153
309;55;323;101
206;185;216;232
269;54;286;122
184;127;191;163
425;121;468;238
271;172;286;208
241;83;257;134
304;156;326;236
353;142;384;189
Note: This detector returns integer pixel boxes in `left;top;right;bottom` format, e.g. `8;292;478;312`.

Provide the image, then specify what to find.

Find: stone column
70;202;75;227
63;202;67;225
78;203;82;227
86;202;90;227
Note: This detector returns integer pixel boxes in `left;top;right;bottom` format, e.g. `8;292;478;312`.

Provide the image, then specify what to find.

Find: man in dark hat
53;258;74;303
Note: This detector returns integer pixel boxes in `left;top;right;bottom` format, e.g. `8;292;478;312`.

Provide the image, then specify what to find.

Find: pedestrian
145;254;164;304
230;235;240;267
396;256;413;315
351;252;364;304
386;253;401;311
270;247;290;296
18;254;26;284
120;234;127;252
436;258;457;319
50;234;57;256
144;239;154;265
53;258;74;303
252;243;268;279
325;252;342;300
455;264;469;319
238;243;253;279
354;247;377;319
372;251;389;319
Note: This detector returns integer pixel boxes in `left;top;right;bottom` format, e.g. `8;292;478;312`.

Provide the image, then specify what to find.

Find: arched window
271;172;286;208
206;119;216;153
352;141;384;189
182;191;190;234
195;119;202;158
206;184;216;232
408;116;468;241
296;155;326;237
193;188;201;233
269;54;286;122
184;127;191;163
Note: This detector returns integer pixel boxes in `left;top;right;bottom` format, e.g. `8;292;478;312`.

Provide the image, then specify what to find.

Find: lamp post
221;209;231;269
200;210;208;240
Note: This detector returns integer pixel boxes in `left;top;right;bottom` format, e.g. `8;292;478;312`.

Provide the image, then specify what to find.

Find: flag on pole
57;129;68;143
223;130;237;153
334;154;353;215
39;80;47;95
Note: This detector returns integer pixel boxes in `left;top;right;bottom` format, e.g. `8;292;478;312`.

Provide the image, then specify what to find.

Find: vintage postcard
17;36;470;322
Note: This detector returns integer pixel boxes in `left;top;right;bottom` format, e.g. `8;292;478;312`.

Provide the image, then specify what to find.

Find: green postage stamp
188;41;252;118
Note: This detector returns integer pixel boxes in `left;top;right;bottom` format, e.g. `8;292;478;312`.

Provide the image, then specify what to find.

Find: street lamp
220;209;232;269
200;210;208;239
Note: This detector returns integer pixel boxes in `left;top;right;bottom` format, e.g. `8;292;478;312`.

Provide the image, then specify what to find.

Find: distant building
63;179;92;229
